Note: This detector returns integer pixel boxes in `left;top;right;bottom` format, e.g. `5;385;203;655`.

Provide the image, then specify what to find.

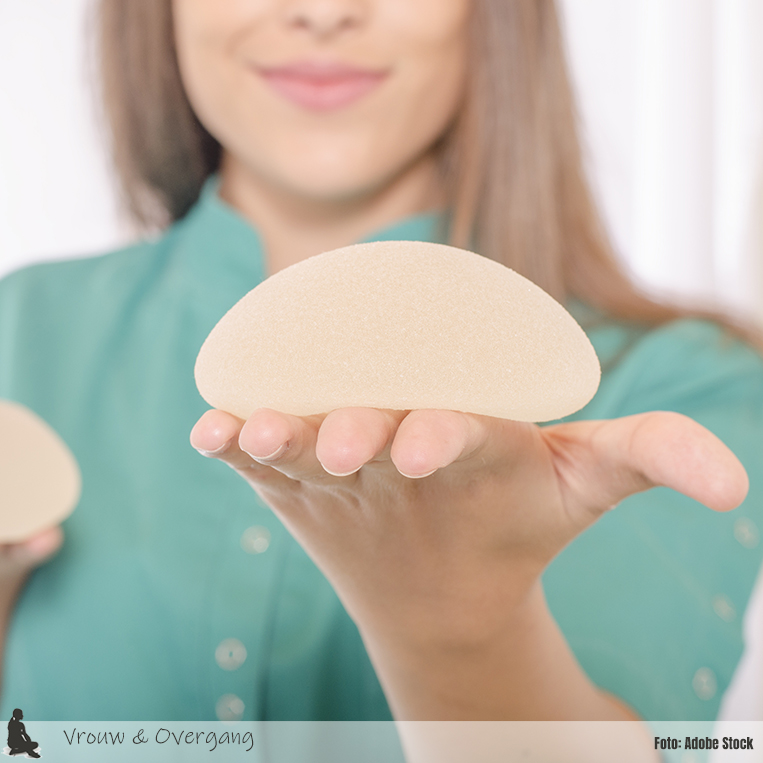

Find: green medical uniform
1;180;762;722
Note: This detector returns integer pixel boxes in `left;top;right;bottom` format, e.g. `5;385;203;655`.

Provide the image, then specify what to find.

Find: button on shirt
1;179;762;722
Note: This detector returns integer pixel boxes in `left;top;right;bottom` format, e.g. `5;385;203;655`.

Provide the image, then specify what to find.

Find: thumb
549;411;749;516
21;525;65;563
0;526;64;578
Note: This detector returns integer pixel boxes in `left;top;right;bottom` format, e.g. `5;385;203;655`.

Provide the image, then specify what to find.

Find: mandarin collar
176;174;447;289
172;176;593;334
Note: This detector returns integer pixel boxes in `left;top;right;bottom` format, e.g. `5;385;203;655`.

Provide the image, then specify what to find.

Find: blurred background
1;0;762;724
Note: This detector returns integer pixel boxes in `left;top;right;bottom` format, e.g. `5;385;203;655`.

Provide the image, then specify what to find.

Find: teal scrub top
1;179;762;722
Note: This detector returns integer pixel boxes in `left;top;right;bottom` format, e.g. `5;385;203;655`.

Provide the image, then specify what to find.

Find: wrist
359;582;622;721
0;570;28;616
359;581;548;720
350;562;544;659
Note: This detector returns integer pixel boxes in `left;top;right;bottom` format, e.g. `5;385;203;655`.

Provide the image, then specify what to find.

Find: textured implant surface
0;400;81;542
195;241;601;422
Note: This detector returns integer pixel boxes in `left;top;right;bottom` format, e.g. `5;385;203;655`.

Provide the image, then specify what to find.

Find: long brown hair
99;0;759;343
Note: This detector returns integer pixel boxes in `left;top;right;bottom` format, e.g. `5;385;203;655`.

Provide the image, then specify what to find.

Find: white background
1;0;762;726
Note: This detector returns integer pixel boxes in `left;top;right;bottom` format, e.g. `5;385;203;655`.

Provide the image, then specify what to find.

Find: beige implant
0;399;81;542
195;241;601;423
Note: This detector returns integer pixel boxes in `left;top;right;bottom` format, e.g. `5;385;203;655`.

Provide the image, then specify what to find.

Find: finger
0;525;64;573
190;409;288;486
315;408;408;477
22;525;64;561
548;411;749;514
190;409;244;457
389;409;487;478
238;407;331;481
193;407;368;484
624;411;749;512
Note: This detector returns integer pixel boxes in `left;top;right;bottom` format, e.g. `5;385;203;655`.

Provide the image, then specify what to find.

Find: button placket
216;693;245;722
711;594;736;622
215;638;247;671
692;667;717;701
734;517;759;549
241;525;271;554
207;505;282;721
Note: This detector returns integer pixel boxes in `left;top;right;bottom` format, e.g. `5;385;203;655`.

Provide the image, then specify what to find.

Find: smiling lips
257;61;389;111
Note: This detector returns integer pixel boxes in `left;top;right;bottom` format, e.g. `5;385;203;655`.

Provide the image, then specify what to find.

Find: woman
0;0;761;741
6;708;40;759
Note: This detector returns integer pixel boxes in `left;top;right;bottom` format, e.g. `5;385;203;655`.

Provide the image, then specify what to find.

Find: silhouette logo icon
4;709;41;759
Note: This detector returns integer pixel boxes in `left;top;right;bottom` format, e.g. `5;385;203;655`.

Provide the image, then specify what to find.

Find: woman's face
173;0;470;202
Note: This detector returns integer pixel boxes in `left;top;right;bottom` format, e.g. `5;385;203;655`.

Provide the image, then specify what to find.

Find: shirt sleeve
543;318;763;721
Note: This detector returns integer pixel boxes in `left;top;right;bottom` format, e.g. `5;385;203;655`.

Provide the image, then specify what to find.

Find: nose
282;0;369;40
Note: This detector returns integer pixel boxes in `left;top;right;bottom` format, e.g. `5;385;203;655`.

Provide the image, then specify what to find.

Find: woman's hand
0;526;63;582
0;526;63;700
0;525;63;621
190;407;747;723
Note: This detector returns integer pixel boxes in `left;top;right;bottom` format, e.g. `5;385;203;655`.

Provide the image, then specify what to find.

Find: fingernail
398;467;438;479
195;440;232;458
245;442;288;463
321;464;362;477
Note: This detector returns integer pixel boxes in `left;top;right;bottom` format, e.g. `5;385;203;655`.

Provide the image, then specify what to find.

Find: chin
266;151;402;204
280;172;392;204
230;124;427;205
